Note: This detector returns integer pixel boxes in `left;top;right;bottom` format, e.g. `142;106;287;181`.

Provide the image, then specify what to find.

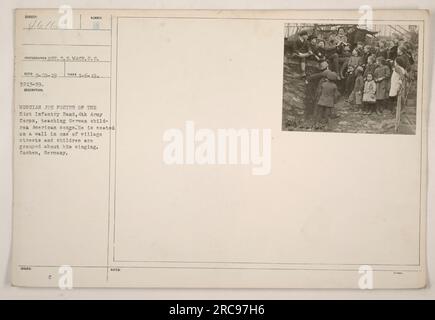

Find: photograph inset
282;23;418;134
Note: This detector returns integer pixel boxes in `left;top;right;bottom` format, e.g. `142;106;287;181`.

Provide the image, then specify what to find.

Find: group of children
291;26;416;128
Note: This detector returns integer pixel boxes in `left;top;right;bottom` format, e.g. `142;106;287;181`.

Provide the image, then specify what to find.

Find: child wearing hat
314;71;340;128
373;56;391;114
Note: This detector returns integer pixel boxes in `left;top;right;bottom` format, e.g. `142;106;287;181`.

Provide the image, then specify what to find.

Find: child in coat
312;40;326;62
363;73;377;114
373;56;391;114
314;71;340;128
388;59;407;115
376;40;388;60
348;66;364;112
340;49;362;78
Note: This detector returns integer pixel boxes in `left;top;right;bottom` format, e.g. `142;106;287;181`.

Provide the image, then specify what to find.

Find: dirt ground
282;62;416;134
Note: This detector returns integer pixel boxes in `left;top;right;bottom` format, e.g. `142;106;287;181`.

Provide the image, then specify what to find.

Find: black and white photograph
282;23;419;134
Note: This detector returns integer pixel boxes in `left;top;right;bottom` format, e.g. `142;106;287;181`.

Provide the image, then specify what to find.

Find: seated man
303;61;330;119
307;35;319;61
312;39;326;62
